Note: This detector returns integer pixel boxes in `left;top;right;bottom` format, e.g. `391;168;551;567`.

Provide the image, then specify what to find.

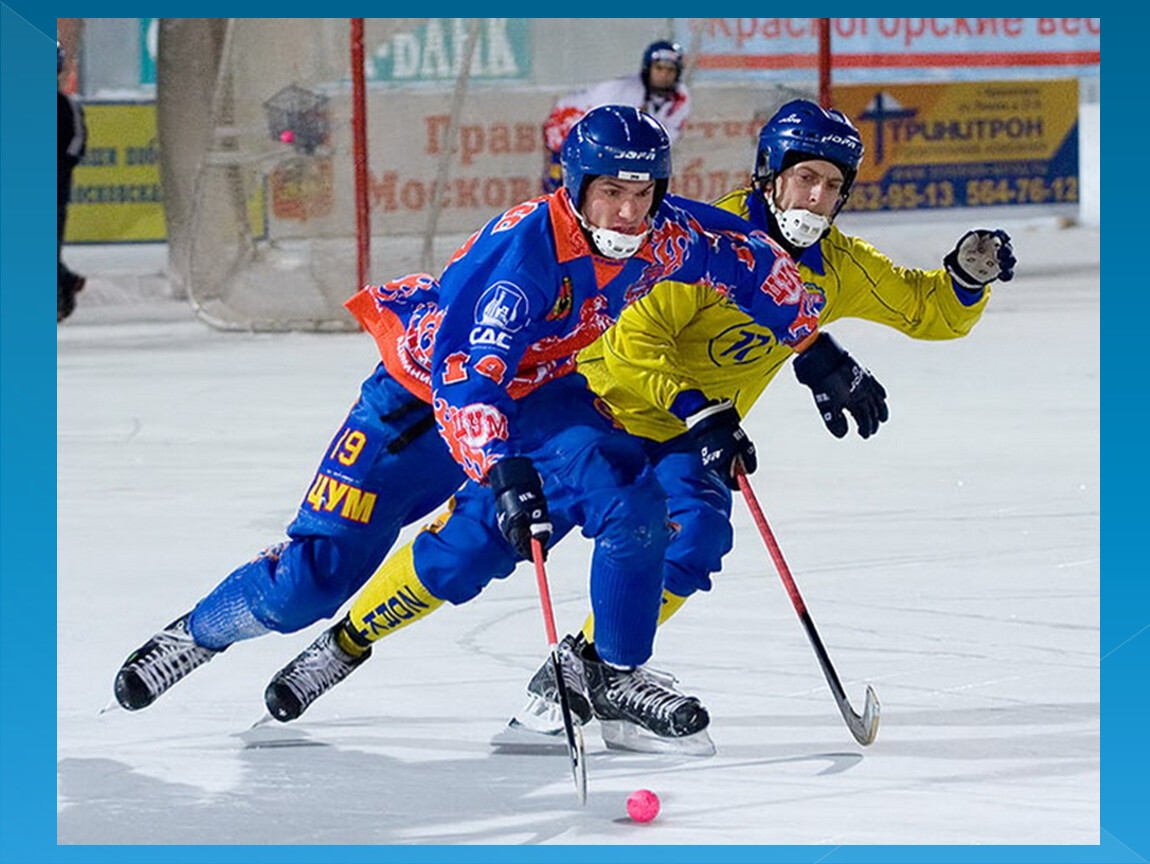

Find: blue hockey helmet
561;105;672;214
642;40;684;86
753;99;865;198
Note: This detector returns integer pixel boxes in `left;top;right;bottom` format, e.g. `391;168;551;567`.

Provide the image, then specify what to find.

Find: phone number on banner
843;175;1079;211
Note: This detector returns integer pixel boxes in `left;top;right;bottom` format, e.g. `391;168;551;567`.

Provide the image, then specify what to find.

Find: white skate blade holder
507;690;588;734
492;695;573;752
600;719;717;757
491;726;567;753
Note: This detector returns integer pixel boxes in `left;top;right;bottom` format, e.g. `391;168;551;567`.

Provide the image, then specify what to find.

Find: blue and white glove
944;229;1016;290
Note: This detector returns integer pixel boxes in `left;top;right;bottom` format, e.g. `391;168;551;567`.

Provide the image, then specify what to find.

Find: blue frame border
13;11;1134;864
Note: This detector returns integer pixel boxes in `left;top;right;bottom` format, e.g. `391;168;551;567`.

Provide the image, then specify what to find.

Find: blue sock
189;572;270;650
589;552;663;668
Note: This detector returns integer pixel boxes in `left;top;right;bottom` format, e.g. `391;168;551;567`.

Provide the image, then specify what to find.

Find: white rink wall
1079;102;1100;226
64;99;1100;311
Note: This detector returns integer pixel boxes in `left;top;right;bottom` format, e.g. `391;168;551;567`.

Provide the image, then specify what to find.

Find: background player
541;40;690;193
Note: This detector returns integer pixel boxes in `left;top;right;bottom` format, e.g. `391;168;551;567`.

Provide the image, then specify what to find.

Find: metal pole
350;18;370;291
818;19;832;107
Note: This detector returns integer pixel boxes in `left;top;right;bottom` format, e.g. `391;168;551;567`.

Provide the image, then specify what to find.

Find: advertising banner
66;102;165;243
140;18;157;85
368;18;530;83
834;79;1079;213
676;18;1100;83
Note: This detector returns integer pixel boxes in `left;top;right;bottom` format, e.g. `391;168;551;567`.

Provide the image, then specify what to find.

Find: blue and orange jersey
346;188;820;483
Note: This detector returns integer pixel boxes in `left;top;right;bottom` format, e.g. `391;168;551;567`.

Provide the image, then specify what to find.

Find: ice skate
264;624;371;722
583;643;715;756
493;634;592;747
516;633;593;730
114;613;224;710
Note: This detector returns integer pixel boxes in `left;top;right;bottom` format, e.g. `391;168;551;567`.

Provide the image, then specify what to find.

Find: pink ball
626;788;660;822
280;130;295;144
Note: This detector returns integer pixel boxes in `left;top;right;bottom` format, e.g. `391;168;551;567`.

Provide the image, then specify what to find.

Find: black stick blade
551;650;587;804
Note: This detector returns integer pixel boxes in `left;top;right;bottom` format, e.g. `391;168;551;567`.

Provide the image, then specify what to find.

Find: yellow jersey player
502;98;1016;747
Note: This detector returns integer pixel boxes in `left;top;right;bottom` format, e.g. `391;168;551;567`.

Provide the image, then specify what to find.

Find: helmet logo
823;134;860;147
617;170;652;181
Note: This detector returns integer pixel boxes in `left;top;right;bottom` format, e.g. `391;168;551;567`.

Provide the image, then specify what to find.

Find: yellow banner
835;79;1079;211
66;102;165;242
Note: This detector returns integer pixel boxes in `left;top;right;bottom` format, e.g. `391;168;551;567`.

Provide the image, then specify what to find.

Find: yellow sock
336;626;371;658
344;540;444;647
657;589;689;625
579;589;689;644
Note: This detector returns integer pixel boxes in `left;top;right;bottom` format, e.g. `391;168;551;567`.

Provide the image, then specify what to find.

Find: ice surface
57;214;1099;846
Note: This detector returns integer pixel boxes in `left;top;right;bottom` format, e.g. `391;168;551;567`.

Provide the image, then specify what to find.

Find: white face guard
766;194;831;248
576;211;649;259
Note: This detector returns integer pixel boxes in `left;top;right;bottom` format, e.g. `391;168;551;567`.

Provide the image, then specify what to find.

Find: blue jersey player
115;106;846;746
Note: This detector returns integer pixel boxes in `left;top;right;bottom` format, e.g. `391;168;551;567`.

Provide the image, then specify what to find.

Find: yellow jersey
577;187;990;442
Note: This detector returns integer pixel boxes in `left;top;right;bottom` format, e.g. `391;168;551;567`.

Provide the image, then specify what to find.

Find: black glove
793;332;889;439
944;229;1016;289
684;399;757;489
488;456;552;561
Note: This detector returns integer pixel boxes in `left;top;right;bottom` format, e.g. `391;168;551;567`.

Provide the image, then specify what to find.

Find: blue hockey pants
189;364;466;645
413;374;671;667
